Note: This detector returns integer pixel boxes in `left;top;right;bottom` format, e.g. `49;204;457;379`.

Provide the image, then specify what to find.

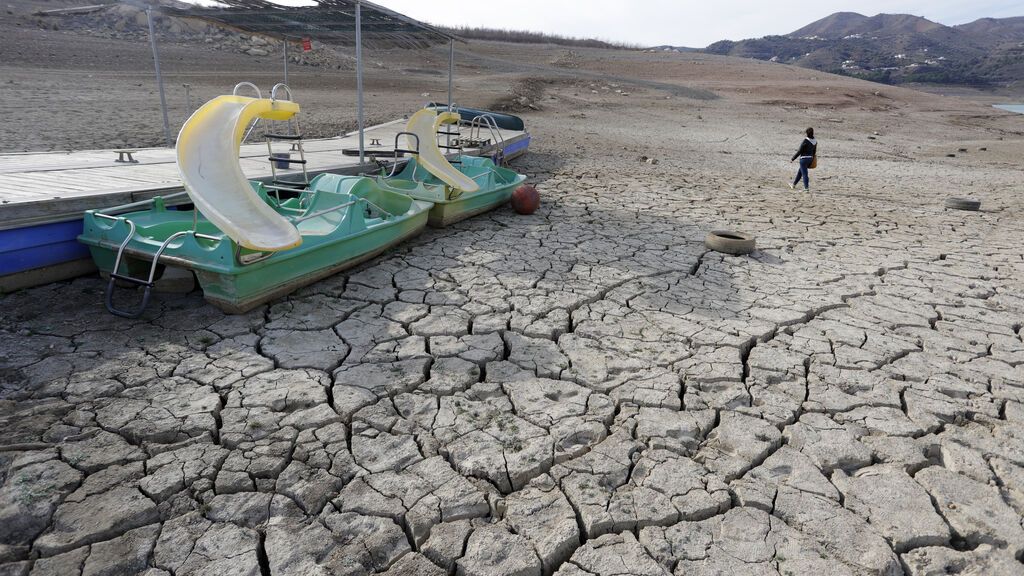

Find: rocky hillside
13;0;355;70
703;12;1024;88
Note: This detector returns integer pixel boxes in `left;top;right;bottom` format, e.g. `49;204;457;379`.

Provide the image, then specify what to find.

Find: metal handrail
95;211;223;242
290;200;357;224
270;83;293;101
95;212;228;316
236;82;264;143
287;195;392;226
95;191;190;216
95;215;137;278
243;121;260;144
469;168;500;182
469;114;503;146
385;132;420;178
235;244;274;266
103;222;189;318
232;82;262;98
468;114;505;164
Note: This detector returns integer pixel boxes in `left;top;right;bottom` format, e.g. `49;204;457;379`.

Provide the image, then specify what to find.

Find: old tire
705;230;756;255
944;197;981;211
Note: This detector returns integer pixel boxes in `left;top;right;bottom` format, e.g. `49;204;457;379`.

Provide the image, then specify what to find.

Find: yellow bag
809;155;818;169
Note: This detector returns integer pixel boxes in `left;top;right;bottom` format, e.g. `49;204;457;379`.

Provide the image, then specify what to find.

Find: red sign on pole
301;37;312;52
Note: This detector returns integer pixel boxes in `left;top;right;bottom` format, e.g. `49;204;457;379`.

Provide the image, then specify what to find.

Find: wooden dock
0;119;529;230
0;119;530;291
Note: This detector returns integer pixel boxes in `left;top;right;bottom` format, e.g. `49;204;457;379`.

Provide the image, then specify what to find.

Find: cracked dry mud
3;83;1024;576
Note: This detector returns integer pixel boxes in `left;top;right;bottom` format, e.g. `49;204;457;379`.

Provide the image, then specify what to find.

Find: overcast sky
376;1;1023;47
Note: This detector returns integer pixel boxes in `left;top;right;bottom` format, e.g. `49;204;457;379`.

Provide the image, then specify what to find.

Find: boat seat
293;188;367;237
302;189;349;213
308;173;362;195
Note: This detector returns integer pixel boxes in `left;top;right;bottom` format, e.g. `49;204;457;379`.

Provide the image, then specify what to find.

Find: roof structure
163;0;461;47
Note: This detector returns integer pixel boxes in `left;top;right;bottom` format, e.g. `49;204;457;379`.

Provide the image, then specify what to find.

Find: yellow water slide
405;109;480;193
176;95;303;252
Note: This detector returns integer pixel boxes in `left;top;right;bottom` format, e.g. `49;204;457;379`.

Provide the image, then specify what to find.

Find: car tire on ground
944;197;981;211
705;230;756;255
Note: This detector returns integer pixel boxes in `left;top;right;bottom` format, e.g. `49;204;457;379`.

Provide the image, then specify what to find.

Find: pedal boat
78;175;431;315
377;155;526;227
374;108;527;227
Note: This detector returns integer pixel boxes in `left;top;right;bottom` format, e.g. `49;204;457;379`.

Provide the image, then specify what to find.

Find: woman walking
789;128;817;191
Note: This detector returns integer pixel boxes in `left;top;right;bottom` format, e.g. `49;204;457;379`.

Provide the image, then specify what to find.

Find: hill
955;16;1024;41
790;12;945;38
704;12;1024;88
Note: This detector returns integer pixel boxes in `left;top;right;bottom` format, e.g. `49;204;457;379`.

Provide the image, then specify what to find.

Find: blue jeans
793;157;812;189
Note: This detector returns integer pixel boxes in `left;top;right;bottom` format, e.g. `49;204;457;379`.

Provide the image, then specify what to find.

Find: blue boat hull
0;220;91;277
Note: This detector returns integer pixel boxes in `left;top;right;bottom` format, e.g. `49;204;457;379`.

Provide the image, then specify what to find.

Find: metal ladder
263;84;309;203
468;114;506;166
97;204;221;318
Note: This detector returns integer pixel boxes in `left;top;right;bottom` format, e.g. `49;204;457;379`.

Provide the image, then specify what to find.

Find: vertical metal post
447;38;454;149
447;39;454;111
183;83;192;114
147;7;172;148
355;0;365;166
283;39;289;86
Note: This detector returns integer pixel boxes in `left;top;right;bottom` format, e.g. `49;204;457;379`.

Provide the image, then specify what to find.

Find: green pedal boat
378;155;526;227
377;108;527;227
79;175;431;315
78;86;431;316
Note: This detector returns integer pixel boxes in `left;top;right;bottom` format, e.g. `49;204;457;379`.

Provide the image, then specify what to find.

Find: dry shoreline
1;9;1024;576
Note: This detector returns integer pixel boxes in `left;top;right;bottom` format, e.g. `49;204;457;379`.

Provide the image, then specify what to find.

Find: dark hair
806;127;814;138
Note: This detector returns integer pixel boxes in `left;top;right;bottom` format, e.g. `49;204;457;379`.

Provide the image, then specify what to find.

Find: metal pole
283;39;289;86
147;7;172;148
355;1;365;166
183;83;192;114
447;38;454;149
448;39;454;111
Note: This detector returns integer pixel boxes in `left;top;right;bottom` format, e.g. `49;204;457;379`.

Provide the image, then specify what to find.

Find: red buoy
511;184;540;215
